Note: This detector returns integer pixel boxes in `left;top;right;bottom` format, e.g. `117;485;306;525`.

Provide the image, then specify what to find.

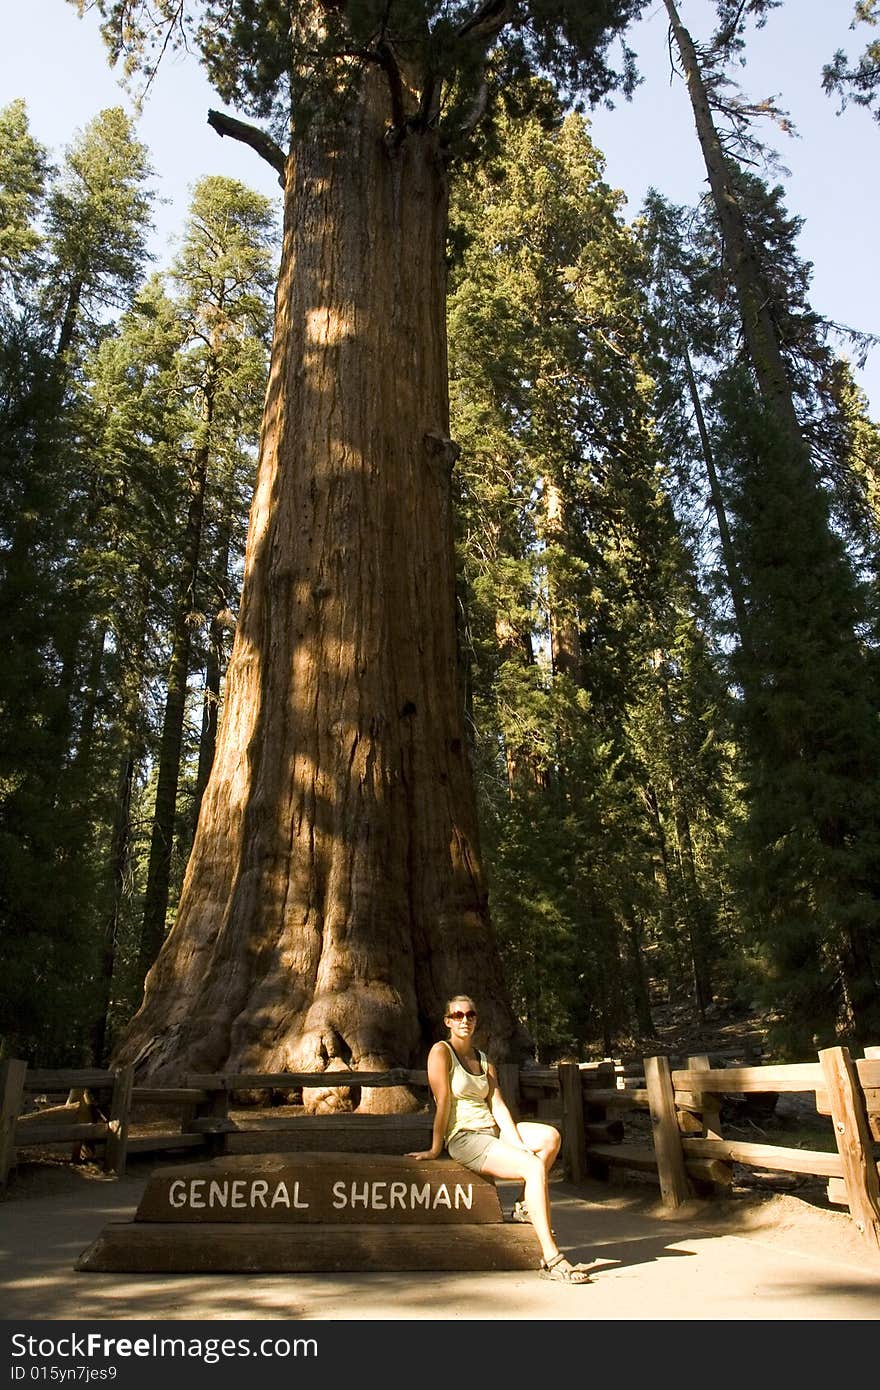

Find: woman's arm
488;1061;529;1150
406;1043;451;1160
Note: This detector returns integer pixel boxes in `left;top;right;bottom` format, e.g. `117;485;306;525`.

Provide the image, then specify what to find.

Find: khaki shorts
446;1126;500;1172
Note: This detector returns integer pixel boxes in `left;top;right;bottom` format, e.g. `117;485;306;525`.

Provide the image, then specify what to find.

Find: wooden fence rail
559;1044;880;1251
2;1046;878;1248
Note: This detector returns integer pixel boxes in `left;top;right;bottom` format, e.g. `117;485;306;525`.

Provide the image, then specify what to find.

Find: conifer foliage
1;2;878;1069
0;108;275;1063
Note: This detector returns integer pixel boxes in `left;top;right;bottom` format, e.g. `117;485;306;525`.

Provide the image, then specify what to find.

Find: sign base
75;1220;538;1273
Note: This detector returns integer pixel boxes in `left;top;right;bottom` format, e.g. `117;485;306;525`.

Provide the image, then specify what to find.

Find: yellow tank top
441;1041;494;1142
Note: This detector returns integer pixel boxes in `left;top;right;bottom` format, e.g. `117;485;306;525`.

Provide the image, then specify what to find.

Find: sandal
540;1252;593;1284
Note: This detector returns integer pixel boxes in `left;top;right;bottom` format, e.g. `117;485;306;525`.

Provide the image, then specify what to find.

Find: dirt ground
2;1148;879;1326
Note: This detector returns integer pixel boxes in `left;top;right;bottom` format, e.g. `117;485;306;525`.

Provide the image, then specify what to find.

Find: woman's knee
518;1121;561;1158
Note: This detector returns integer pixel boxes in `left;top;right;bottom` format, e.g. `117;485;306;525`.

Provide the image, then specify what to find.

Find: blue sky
2;0;878;414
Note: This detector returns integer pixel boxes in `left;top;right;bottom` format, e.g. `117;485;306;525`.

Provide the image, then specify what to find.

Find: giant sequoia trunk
116;67;517;1098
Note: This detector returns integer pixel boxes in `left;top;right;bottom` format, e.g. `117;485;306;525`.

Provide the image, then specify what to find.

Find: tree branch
375;39;407;135
455;0;514;42
458;79;490;137
206;110;287;187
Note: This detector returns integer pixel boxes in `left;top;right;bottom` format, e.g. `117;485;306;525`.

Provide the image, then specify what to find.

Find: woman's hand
406;1148;441;1161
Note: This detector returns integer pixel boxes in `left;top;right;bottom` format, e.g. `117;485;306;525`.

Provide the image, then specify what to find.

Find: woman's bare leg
477;1140;558;1264
510;1121;561;1210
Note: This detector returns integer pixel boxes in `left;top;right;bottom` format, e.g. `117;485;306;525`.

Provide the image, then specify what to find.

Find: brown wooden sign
134;1152;504;1225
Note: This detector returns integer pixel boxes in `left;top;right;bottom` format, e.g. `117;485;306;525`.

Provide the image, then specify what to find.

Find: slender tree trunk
138;428;212;981
92;579;151;1063
680;339;750;645
91;747;137;1066
115;67;517;1095
595;910;626;1055
844;924;880;1045
654;662;714;1017
664;0;802;444
669;793;712;1017
622;906;654;1037
56;278;83;360
73;621;108;772
48;484;109;787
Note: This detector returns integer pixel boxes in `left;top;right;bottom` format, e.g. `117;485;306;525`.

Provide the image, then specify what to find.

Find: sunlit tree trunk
116;67;516;1100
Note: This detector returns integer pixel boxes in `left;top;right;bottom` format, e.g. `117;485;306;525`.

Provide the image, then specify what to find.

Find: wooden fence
557;1044;880;1250
2;1045;878;1249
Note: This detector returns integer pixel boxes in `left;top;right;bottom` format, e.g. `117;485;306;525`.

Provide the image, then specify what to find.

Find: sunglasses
447;1010;477;1022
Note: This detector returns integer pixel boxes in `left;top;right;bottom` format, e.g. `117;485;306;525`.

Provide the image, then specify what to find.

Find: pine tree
636;37;880;1044
74;280;190;1061
0;100;51;303
718;373;880;1050
43;107;155;360
0;107;157;1061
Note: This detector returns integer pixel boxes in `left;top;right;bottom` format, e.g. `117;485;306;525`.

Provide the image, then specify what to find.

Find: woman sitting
408;993;593;1283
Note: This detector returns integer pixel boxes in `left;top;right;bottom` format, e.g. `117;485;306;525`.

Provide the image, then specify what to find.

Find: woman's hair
444;994;476;1016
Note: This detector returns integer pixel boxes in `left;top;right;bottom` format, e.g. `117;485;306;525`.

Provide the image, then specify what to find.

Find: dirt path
2;1159;879;1323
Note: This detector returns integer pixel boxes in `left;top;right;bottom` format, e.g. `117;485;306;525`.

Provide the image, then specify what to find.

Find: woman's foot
539;1252;593;1284
511;1200;530;1224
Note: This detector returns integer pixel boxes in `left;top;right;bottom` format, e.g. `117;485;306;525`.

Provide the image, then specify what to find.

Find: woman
408;994;593;1283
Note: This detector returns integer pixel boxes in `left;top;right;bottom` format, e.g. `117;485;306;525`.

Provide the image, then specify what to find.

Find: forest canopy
1;1;878;1078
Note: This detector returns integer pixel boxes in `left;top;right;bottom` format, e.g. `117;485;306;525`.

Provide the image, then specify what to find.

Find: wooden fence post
184;1081;232;1157
0;1058;27;1193
686;1054;723;1140
70;1089;98;1164
104;1064;134;1178
685;1054;733;1193
558;1062;587;1183
865;1046;880;1143
819;1045;880;1250
644;1055;691;1208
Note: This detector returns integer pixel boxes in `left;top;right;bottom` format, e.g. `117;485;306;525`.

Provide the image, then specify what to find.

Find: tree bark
56;277;83;360
664;0;803;445
91;747;137;1066
680;339;750;647
192;508;233;832
115;65;517;1099
192;607;226;832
